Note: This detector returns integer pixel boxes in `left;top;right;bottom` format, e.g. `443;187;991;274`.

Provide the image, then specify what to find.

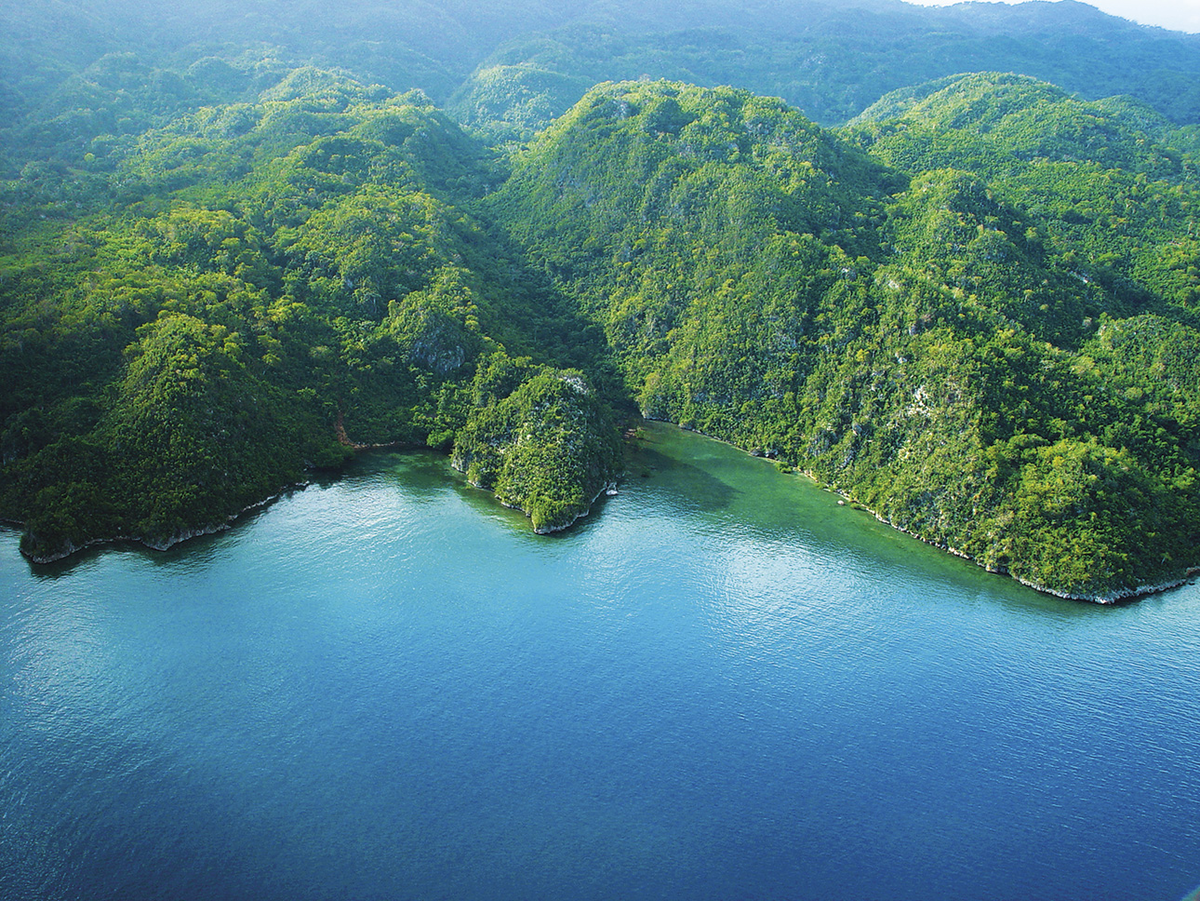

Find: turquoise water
3;422;1200;901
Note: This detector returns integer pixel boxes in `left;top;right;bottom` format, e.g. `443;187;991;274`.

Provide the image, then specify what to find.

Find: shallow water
2;422;1199;900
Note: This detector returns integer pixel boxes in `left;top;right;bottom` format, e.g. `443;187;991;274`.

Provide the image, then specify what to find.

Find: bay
2;421;1199;901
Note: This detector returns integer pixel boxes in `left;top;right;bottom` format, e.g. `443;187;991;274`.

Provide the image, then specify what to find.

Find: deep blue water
2;422;1200;901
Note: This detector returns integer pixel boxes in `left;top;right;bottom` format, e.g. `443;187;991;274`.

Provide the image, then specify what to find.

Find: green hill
490;79;1200;600
846;72;1200;314
9;8;1200;599
449;1;1200;139
9;0;1200;172
0;76;620;559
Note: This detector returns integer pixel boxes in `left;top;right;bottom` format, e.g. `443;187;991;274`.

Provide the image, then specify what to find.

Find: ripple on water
2;432;1200;901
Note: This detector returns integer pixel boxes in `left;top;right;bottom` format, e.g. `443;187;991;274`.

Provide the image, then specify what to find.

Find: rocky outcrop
452;368;623;534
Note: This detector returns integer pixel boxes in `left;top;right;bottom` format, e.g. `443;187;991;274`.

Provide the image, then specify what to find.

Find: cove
2;421;1199;901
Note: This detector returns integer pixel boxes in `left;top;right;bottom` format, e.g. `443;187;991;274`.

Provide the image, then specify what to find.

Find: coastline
11;418;1197;603
530;481;619;534
14;430;615;564
860;505;1200;604
17;483;308;565
452;454;619;535
13;432;423;565
640;417;1198;605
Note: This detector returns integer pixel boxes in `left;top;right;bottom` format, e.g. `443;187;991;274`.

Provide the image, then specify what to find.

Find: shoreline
452;455;619;535
639;417;1198;605
860;506;1199;604
531;481;619;535
17;483;309;566
13;434;426;566
11;421;1198;603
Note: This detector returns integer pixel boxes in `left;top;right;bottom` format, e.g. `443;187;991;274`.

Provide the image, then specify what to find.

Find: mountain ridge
6;7;1200;599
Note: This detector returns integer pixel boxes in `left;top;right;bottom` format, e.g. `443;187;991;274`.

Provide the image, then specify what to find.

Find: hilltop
490;78;1200;599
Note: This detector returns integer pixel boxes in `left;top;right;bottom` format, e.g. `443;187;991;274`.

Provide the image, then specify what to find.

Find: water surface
2;422;1199;900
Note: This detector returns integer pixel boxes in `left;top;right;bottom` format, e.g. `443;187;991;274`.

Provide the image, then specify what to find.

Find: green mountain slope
490;79;1200;599
453;364;622;532
8;0;1200;173
847;72;1200;315
450;1;1200;139
0;76;621;559
8;32;1200;600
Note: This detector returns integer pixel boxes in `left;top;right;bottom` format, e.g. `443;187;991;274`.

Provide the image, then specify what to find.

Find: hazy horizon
906;0;1200;34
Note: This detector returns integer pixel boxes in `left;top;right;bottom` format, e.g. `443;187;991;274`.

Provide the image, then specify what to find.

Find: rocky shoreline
642;417;1198;605
12;420;1198;604
819;481;1200;604
858;505;1199;604
15;431;620;564
457;461;619;536
530;481;619;535
18;484;307;565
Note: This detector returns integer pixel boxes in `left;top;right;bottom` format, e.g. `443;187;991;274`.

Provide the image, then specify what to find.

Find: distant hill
449;0;1200;134
7;0;1200;167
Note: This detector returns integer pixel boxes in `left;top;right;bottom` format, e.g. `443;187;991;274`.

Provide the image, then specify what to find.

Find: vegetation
0;75;620;558
448;5;1200;139
453;360;622;531
9;0;1200;174
9;3;1200;599
489;79;1200;599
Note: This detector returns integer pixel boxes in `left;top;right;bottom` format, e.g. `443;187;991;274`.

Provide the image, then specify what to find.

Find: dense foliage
453;360;622;532
9;2;1200;599
0;75;619;558
490;79;1200;599
8;0;1200;175
449;4;1200;139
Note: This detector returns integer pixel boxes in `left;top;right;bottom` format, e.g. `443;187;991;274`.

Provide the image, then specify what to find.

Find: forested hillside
450;2;1200;140
8;0;1200;172
6;1;1200;599
491;79;1200;599
0;74;621;559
